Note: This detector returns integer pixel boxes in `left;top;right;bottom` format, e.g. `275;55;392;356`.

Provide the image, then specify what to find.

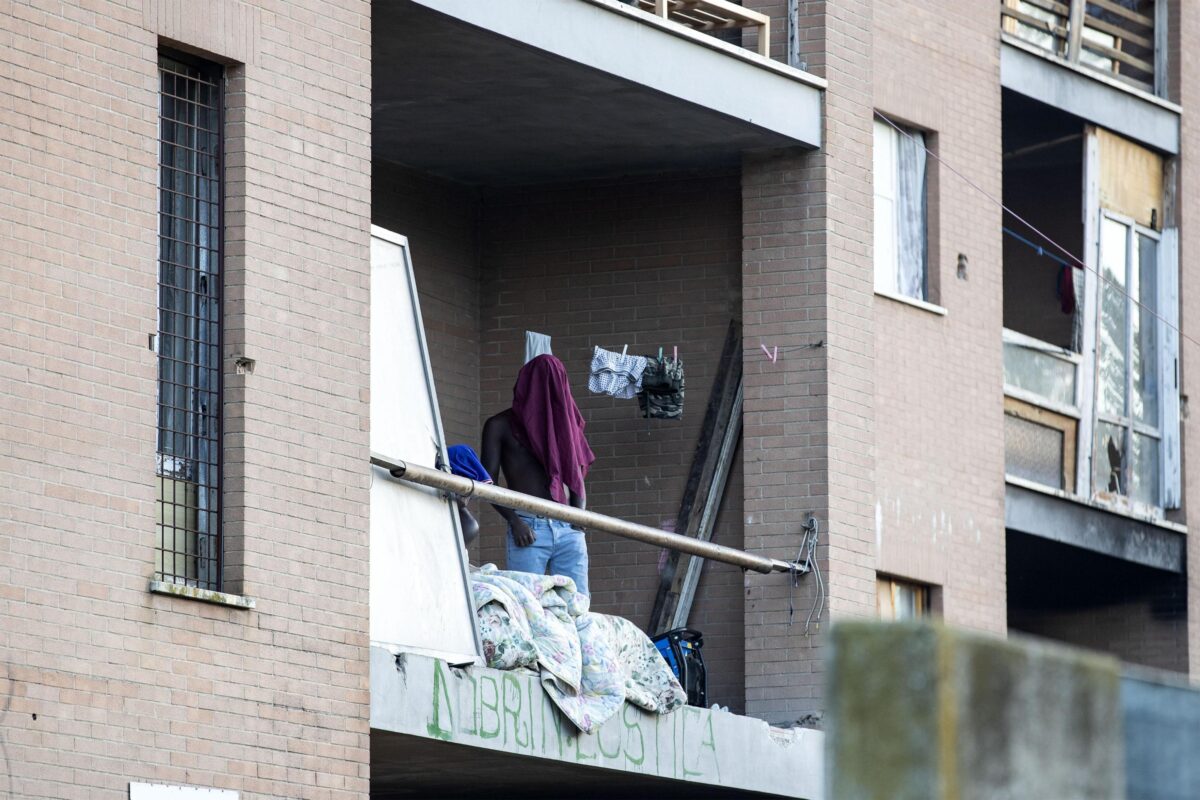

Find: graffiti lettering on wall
425;660;721;781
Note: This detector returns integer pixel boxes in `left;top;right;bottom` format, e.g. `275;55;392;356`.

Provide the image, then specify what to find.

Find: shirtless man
481;355;595;596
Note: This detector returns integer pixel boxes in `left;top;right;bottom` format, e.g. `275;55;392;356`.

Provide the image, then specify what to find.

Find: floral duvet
471;564;687;733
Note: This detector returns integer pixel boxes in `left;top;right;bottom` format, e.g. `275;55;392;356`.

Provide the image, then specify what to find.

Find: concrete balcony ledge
1005;477;1185;573
369;646;823;799
1000;36;1179;154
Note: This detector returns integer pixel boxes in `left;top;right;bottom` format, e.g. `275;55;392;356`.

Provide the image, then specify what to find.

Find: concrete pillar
826;622;1123;800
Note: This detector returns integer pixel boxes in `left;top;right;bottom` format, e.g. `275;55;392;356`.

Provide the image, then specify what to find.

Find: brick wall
0;1;371;796
869;0;1007;634
1011;598;1188;673
1178;1;1200;680
740;0;877;725
372;163;481;450
476;173;748;711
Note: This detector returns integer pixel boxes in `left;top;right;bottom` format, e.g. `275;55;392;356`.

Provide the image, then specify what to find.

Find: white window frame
1082;211;1180;512
873;117;928;302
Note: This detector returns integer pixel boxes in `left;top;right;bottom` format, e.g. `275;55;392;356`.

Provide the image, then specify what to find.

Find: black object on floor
652;628;708;708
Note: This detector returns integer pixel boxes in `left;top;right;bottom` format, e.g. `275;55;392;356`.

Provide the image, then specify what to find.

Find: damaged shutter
1159;227;1181;508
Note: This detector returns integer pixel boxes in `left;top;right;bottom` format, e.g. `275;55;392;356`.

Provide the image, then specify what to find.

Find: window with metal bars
156;52;223;590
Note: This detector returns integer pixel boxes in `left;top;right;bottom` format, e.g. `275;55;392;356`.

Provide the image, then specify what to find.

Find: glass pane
1014;1;1059;53
1003;341;1076;407
1097;219;1129;416
1079;26;1117;73
1093;421;1127;496
1132;433;1159;507
874;121;898;294
1132;233;1159;427
1005;414;1065;489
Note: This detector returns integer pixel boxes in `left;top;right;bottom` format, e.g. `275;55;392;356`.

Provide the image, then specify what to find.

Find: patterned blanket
471;564;686;733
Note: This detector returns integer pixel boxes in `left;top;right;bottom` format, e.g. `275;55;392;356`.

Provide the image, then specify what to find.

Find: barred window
156;52;223;589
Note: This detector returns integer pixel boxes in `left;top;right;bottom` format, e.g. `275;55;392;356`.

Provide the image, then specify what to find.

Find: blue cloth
506;512;590;598
448;444;491;483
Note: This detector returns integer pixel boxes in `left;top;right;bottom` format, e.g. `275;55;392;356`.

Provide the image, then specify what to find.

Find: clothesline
1002;226;1074;269
739;340;827;361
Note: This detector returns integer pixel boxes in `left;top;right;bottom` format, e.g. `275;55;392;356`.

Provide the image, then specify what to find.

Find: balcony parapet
370;647;824;799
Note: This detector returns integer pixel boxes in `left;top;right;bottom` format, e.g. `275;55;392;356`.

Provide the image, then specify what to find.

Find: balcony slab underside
1006;481;1184;573
370;647;823;799
373;0;822;185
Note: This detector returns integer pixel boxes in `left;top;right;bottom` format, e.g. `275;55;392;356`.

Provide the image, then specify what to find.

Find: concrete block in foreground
827;622;1122;800
1122;670;1200;800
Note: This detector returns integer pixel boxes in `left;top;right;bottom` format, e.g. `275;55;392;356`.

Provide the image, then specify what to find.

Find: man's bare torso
481;409;556;501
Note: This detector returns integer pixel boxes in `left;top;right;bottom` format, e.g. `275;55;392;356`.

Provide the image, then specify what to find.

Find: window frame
877;576;932;622
155;49;226;591
873;116;929;302
1090;211;1163;510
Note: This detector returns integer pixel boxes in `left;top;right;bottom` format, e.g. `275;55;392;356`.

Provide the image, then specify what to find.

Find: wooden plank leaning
648;320;742;635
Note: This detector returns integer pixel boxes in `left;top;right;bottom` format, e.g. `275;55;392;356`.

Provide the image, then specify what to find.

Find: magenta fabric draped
511;355;595;505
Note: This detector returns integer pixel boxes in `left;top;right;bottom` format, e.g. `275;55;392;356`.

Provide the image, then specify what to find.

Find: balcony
370;647;823;799
365;226;824;798
998;0;1178;156
373;0;822;185
1000;0;1161;95
624;0;772;56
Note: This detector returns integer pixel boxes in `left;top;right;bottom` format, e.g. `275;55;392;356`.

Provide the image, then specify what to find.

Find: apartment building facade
1;0;1195;798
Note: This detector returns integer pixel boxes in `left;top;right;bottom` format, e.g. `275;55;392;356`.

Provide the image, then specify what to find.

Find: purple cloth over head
511;354;595;505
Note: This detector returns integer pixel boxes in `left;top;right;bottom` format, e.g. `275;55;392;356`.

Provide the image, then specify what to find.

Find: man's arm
481;414;534;546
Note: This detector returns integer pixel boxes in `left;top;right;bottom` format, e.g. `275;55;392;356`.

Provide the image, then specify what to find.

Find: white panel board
370;227;481;664
130;784;237;800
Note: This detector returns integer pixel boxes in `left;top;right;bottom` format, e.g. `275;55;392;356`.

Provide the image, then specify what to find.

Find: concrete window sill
148;580;256;609
875;288;948;317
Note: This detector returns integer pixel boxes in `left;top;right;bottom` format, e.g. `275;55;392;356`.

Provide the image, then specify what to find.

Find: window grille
156;53;223;589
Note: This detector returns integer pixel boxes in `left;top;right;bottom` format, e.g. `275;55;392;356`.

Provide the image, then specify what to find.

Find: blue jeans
506;511;590;597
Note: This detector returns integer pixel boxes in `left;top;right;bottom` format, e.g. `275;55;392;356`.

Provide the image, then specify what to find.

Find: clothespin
622;344;628;357
673;346;678;363
658;346;663;361
760;343;778;363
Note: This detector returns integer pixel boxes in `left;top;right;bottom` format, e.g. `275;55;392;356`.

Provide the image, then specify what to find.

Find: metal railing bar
371;454;801;576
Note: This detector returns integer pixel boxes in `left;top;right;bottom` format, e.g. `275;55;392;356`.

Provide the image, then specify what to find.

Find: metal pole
371;454;799;575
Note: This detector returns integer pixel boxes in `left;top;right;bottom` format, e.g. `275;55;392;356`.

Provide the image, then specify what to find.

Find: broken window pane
1094;421;1126;496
